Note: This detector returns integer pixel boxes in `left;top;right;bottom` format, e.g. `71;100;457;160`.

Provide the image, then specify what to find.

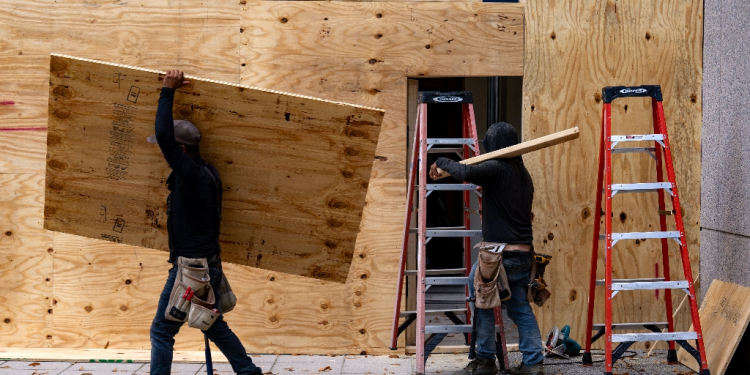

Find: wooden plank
524;0;703;350
434;127;580;179
45;54;384;283
677;280;750;375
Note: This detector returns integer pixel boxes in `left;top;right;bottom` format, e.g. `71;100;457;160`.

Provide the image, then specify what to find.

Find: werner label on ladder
390;91;579;375
583;85;710;375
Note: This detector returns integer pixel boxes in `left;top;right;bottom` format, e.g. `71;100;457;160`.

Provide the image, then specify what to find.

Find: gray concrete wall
700;0;750;298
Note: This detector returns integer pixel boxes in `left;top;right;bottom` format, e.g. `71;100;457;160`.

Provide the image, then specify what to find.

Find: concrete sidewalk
0;350;698;375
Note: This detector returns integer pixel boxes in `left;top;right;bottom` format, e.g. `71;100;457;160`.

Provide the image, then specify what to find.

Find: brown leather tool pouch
474;244;511;308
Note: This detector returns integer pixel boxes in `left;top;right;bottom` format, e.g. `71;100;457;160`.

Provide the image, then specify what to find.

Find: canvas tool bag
473;242;512;309
165;256;220;330
527;250;553;307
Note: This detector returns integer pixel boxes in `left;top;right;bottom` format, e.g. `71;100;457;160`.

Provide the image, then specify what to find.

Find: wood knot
360;273;368;280
368;59;377;65
328;219;343;228
355;290;363;296
375;13;382;18
324;240;338;249
425;45;431;49
360;351;367;355
269;316;278;323
359;328;366;334
52;85;73;98
48;159;68;171
645;32;652;40
581;207;591;220
375;33;383;39
530;105;535;111
84;306;93;313
344;147;361;157
354;302;362;308
594;93;602;103
569;290;577;302
48;309;53;314
269;276;276;282
341;170;354;178
47;248;53;253
547;233;554;241
5;231;11;236
3;318;10;323
280;17;288;23
239;27;244;33
690;94;697;103
328;199;349;210
320;303;329;310
120;305;127;311
619;212;627;223
53;108;70;119
550;31;556;40
46;335;52;340
125;279;132;285
320;320;329;326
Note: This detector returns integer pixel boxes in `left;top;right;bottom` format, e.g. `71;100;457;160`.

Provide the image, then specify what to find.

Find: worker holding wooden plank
430;122;545;375
148;70;263;375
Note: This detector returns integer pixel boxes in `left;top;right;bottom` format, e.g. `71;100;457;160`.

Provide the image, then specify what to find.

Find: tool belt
165;256;220;330
473;242;512;309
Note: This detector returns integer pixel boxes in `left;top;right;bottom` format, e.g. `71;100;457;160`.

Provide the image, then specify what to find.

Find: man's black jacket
155;87;221;261
436;122;534;245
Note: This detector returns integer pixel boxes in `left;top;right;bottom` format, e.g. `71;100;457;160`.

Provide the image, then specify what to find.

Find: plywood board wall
523;0;703;350
0;0;523;353
45;54;384;283
677;280;750;375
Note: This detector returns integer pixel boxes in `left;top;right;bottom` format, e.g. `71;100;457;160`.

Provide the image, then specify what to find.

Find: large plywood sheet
45;54;384;283
524;0;703;349
678;280;750;374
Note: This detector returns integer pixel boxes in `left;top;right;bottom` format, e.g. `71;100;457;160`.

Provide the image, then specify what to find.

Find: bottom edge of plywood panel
0;348;226;363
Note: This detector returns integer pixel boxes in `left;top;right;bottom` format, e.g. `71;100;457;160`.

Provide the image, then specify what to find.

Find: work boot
452;357;497;375
510;362;544;375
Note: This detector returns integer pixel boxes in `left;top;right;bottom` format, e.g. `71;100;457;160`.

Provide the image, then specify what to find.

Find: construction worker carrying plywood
147;70;263;375
430;122;545;375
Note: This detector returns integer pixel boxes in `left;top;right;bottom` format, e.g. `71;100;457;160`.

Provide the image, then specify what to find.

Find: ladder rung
410;226;465;233
400;308;467;317
425;184;479;191
426;138;476;146
405;268;466;276
427;147;465;154
596;278;664;285
612;331;697;343
611;147;657;154
426;277;468;286
426;229;482;237
425;324;501;334
610;134;664;143
610;183;672;194
592;322;669;330
599;231;681;241
612;280;689;291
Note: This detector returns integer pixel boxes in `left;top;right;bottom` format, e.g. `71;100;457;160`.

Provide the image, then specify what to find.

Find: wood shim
677;280;750;375
44;54;384;283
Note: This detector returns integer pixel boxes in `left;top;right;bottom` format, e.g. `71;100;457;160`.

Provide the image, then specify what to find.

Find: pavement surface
0;350;698;375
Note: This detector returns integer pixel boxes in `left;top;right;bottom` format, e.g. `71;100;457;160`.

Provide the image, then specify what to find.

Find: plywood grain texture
45;54;384;283
239;1;523;353
677;280;750;374
523;0;703;350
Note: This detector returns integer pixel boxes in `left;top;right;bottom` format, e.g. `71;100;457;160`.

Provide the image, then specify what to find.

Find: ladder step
612;331;697;343
405;268;466;276
599;231;681;241
592;322;669;330
596;278;664;285
426;138;476;146
400;308;467;317
425;184;479;191
427;147;465;154
611;147;657;154
426;277;468;286
425;324;501;334
410;226;465;233
610;134;664;143
596;278;688;291
610;183;672;194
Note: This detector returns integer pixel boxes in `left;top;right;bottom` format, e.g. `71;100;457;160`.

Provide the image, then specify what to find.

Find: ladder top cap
419;91;473;104
602;85;662;103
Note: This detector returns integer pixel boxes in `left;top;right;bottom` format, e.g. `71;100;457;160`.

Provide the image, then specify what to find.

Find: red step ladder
389;91;509;375
582;85;710;375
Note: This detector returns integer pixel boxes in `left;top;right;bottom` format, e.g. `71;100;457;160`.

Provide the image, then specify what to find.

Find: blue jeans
469;256;544;366
150;265;262;375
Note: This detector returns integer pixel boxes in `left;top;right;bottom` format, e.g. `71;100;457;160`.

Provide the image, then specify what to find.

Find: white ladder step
592;322;669;330
426;277;468;286
596;278;688;291
425;324;501;334
599;231;681;241
612;331;697;343
610;134;664;143
425;184;479;191
611;147;657;154
400;308;467;317
404;268;466;276
609;183;672;194
426;138;476;146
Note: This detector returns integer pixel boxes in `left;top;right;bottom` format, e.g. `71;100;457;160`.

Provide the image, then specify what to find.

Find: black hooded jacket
435;122;534;244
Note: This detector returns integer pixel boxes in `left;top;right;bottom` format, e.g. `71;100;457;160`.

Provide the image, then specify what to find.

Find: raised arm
154;70;202;180
431;157;496;187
